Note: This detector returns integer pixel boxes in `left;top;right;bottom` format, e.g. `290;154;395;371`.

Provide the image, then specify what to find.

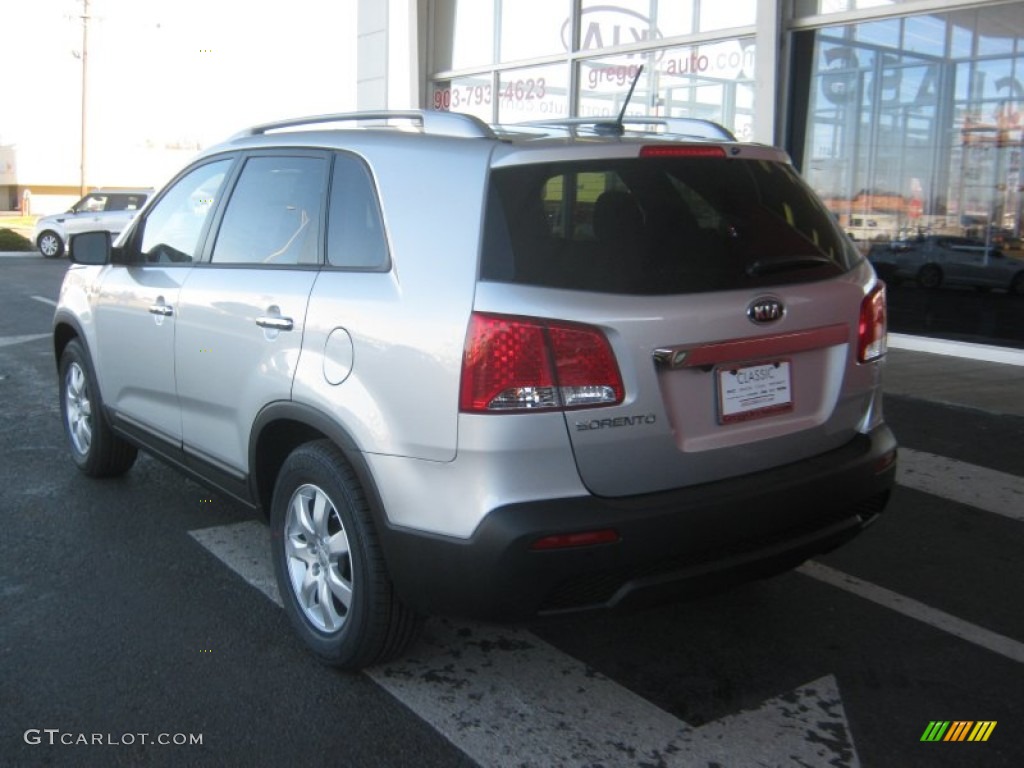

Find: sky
0;0;357;187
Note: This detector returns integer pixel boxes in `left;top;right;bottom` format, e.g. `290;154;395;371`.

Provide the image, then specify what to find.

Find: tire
917;264;942;289
37;230;65;258
58;339;138;477
1011;272;1024;297
271;440;422;669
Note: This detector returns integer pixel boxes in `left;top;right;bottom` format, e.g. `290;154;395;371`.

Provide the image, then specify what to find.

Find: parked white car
35;188;152;258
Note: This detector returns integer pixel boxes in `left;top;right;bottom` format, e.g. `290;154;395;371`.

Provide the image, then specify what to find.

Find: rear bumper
380;424;898;620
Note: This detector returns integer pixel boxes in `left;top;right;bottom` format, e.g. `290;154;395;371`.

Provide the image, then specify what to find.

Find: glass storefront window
795;0;912;17
903;14;947;55
577;2;675;50
431;75;494;122
660;39;755;139
575;39;755;138
802;10;1023;242
805;42;939;235
496;64;570;122
954;54;1023;244
434;1;758;130
500;0;571;62
577;0;753;47
855;18;899;48
698;0;756;32
434;0;495;70
578;54;652;119
950;14;974;59
799;5;1024;346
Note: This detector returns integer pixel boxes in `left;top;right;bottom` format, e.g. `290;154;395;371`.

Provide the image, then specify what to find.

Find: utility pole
79;0;90;196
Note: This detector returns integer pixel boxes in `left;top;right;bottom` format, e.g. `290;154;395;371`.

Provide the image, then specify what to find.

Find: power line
79;0;90;196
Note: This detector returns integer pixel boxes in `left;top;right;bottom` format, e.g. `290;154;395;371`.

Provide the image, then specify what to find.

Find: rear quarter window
326;153;389;270
105;194;147;211
482;156;859;295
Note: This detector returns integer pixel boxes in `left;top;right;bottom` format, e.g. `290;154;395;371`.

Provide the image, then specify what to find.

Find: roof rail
516;116;736;142
230;110;497;140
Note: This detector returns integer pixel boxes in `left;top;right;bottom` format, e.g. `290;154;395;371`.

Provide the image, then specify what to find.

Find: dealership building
354;0;1022;245
4;0;1021;247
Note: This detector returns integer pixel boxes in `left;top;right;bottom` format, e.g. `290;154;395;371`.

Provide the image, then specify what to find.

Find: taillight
460;313;625;413
639;145;726;158
858;283;887;363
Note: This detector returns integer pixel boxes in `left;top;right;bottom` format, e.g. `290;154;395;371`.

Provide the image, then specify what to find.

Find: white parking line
190;521;861;768
377;624;855;768
0;333;50;349
31;295;58;307
888;333;1024;366
798;562;1024;665
189;523;280;606
898;448;1024;522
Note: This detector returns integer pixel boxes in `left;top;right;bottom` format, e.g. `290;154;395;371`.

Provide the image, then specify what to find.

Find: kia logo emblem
748;298;784;324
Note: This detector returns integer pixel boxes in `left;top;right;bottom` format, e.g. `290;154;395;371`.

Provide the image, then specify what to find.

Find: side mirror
69;231;112;265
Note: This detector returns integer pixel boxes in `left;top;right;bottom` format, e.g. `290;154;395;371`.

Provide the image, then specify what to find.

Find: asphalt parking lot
1;252;1023;767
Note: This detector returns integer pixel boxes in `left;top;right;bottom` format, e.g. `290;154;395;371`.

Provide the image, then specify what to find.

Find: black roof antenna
595;64;644;136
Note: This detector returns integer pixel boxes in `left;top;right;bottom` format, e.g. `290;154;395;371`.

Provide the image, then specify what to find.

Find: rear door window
211;155;326;266
483;156;859;294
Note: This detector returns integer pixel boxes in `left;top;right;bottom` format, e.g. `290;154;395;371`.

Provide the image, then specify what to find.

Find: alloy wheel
39;233;62;258
64;361;93;456
283;484;354;633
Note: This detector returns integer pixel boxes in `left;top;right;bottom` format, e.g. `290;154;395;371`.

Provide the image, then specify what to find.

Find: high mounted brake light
639;145;727;158
460;313;625;413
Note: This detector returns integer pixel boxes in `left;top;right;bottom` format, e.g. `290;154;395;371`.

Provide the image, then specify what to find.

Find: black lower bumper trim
378;425;897;620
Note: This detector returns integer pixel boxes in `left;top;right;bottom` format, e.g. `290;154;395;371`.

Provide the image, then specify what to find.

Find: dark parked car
868;235;1024;294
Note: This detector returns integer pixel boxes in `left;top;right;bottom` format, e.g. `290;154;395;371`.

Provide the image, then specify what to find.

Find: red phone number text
433;79;548;110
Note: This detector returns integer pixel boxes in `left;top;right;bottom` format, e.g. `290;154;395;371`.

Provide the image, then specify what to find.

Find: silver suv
35;187;152;259
54;111;897;669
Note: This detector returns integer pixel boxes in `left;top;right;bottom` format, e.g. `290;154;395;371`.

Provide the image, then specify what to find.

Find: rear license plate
717;360;793;424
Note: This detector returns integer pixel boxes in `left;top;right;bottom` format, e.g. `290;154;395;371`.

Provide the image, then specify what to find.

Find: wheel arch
249;402;387;528
53;314;89;371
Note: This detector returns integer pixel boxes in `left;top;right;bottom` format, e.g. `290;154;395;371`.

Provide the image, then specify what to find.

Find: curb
0;250;44;258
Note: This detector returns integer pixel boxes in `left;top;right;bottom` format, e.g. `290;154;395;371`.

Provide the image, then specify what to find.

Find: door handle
149;303;174;317
256;315;294;331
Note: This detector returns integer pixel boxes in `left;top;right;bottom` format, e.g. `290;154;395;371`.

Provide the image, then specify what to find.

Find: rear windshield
482;157;859;294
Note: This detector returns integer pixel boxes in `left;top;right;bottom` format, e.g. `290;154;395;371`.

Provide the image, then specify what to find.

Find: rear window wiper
746;255;835;277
